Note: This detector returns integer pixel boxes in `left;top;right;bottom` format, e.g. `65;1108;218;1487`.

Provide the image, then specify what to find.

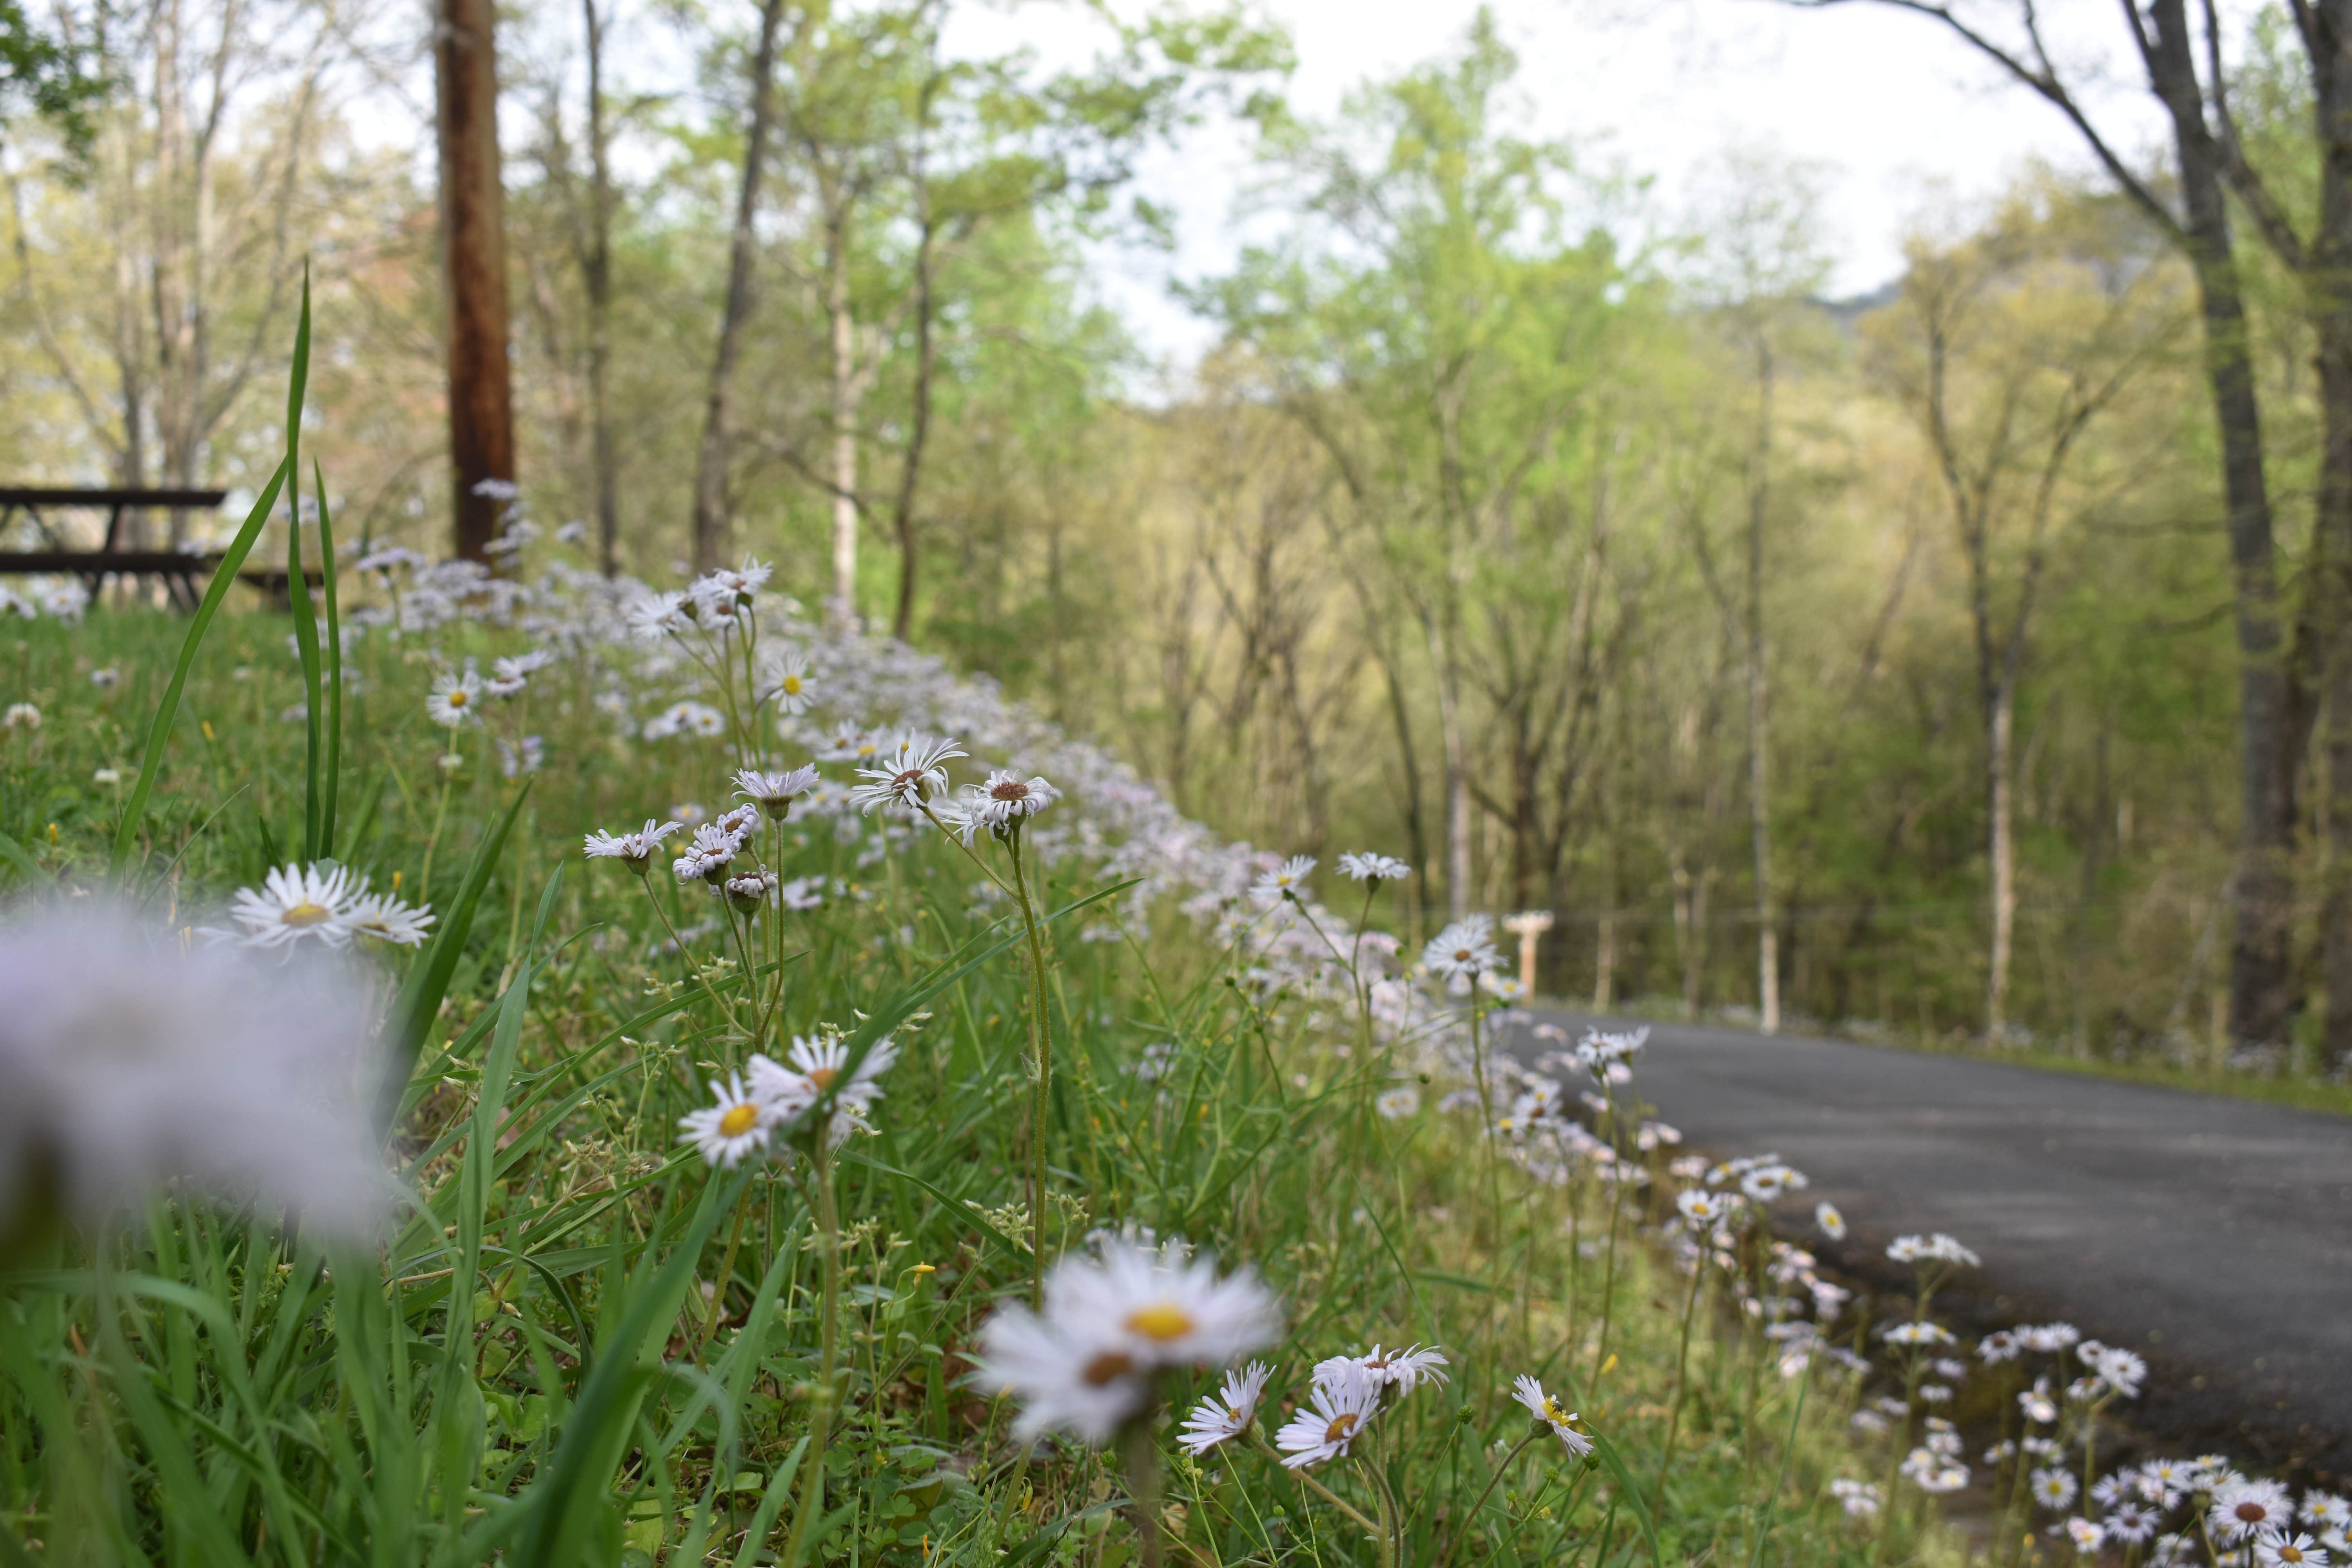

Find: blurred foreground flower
0;905;393;1258
975;1234;1280;1444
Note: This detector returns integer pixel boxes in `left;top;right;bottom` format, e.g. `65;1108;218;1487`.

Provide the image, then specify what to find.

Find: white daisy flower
2216;1482;2298;1543
1376;1085;1420;1119
1337;851;1410;884
1815;1200;1847;1239
2065;1519;2107;1554
1511;1375;1595;1457
2108;1504;2163;1544
958;771;1059;838
849;733;966;813
1423;916;1499;985
2088;1344;2147;1398
1830;1478;1882;1517
677;1072;777;1167
2;702;40;731
1178;1361;1272;1456
222;863;362;950
426;670;483;728
1250;855;1316;905
779;875;825;911
674;822;743;884
724;870;779;912
1321;1342;1449;1394
345;891;435;946
1887;1232;1980;1267
766;649;815;715
2256;1532;2331;1568
1884;1321;1955;1347
1274;1360;1384;1469
2032;1468;2080;1510
0;904;395;1239
2307;1496;2352;1532
750;1035;899;1142
735;764;820;820
975;1236;1281;1445
1679;1189;1733;1224
628;590;693;641
690;556;770;617
2019;1379;2060;1423
583;818;682;873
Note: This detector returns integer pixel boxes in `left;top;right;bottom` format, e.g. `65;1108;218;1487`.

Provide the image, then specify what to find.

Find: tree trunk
2317;330;2352;1072
1987;679;2017;1039
1746;336;1779;1034
828;212;861;630
435;0;516;564
889;208;935;641
582;0;619;577
2139;0;2298;1054
688;0;788;573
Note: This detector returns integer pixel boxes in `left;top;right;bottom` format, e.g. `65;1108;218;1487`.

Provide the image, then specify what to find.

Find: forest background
4;0;2347;1079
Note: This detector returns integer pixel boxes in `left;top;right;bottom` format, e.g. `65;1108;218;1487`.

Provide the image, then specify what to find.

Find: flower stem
1435;1430;1544;1568
1651;1257;1708;1517
1119;1419;1165;1568
1007;832;1052;1306
701;1196;751;1346
779;1143;840;1568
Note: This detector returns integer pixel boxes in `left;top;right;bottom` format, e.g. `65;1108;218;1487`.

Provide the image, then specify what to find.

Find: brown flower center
806;1066;839;1091
1323;1412;1359;1443
2237;1504;2268;1524
1082;1352;1135;1387
991;779;1029;801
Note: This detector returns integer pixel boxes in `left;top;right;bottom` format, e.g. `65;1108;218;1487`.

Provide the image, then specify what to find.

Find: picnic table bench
0;488;320;610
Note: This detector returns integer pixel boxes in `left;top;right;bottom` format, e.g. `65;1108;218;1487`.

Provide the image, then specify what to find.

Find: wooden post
1503;911;1554;1001
435;0;515;564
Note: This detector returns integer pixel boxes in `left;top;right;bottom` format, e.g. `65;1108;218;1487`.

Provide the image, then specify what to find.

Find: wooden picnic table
0;488;318;609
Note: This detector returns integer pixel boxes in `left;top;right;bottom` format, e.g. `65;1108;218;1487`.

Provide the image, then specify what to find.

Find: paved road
1508;1009;2352;1479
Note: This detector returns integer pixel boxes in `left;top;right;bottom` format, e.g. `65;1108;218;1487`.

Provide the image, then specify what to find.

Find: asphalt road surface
1508;1009;2352;1479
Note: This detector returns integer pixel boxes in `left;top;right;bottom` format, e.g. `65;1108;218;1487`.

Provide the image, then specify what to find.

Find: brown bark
689;0;789;573
582;0;619;577
435;0;516;564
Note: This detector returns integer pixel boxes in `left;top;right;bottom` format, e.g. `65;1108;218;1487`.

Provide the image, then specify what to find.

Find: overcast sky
1042;0;2165;368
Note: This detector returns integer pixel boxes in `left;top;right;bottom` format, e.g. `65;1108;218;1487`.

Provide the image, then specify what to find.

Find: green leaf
0;828;42;886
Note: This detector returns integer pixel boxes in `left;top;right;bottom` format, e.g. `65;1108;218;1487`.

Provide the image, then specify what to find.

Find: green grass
0;595;1983;1568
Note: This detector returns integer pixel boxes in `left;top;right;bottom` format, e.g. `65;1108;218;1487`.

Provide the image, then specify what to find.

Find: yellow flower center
448;690;469;707
1323;1412;1359;1443
806;1066;839;1091
2283;1550;2306;1564
1124;1303;1195;1343
283;901;333;928
1543;1397;1572;1425
782;675;802;695
719;1103;760;1138
1082;1352;1135;1387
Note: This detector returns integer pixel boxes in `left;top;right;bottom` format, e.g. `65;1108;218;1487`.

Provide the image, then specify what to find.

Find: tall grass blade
107;455;291;880
287;274;322;862
315;459;343;855
380;782;532;1130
